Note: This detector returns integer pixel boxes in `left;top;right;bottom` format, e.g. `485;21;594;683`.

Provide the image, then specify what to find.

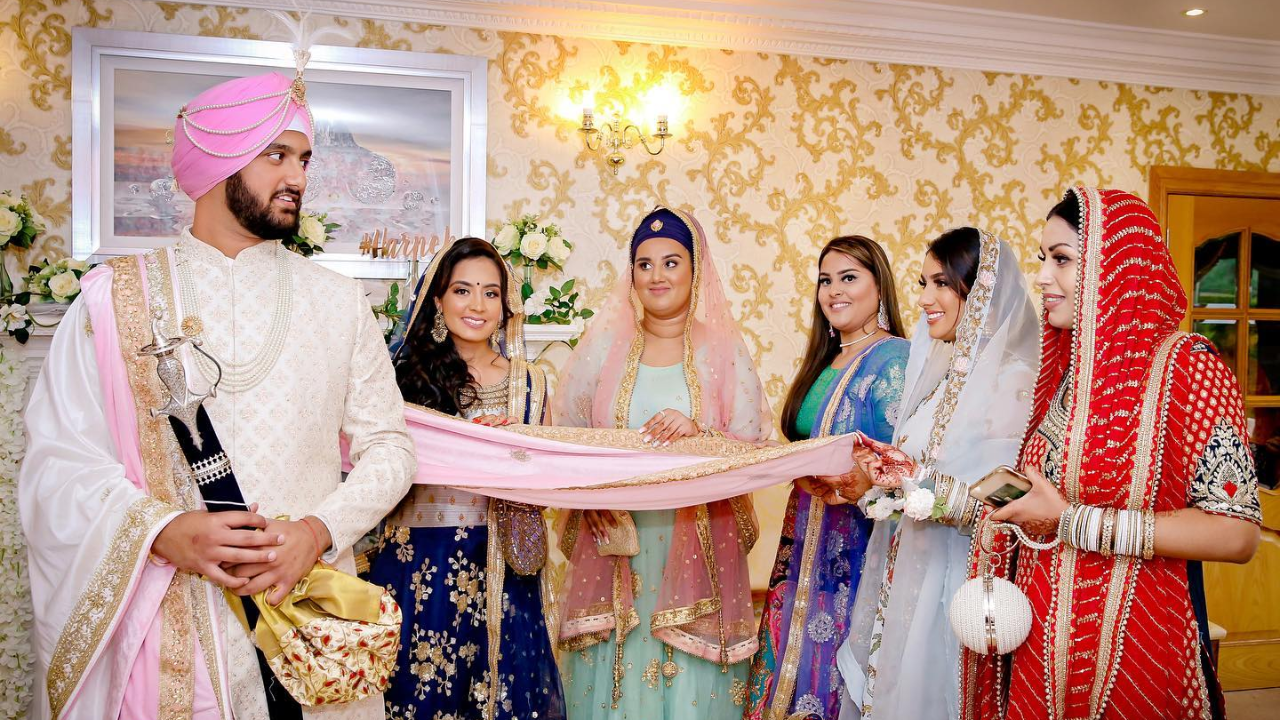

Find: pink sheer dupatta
551;207;771;667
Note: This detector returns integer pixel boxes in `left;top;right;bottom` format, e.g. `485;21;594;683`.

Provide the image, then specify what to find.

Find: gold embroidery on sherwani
48;253;199;720
46;496;176;719
768;345;874;720
144;249;199;720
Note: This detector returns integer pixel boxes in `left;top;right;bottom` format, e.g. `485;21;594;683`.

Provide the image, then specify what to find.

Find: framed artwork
71;28;487;278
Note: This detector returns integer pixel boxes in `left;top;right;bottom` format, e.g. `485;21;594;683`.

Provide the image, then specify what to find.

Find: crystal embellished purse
492;499;548;575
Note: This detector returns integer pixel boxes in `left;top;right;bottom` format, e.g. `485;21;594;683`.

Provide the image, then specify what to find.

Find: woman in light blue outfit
552;207;772;719
745;236;909;720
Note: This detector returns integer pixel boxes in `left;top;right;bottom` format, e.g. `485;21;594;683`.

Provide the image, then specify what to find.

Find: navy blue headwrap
630;208;695;263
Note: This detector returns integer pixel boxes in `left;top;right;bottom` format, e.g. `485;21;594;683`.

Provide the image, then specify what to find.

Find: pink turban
171;72;314;201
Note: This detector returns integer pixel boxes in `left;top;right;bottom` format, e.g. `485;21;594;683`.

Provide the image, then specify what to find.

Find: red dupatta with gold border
960;187;1255;720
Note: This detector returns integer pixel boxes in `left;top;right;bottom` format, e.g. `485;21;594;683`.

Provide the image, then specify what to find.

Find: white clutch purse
948;520;1045;655
948;573;1033;655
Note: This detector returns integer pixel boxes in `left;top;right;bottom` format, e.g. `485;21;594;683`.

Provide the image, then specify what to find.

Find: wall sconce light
579;108;672;174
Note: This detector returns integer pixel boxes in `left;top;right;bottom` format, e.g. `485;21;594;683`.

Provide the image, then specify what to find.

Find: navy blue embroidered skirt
370;523;566;719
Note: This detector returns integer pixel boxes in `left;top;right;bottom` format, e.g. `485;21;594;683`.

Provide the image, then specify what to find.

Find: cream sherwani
19;229;416;720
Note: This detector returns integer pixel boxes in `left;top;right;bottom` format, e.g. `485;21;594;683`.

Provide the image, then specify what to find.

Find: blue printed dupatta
744;337;908;720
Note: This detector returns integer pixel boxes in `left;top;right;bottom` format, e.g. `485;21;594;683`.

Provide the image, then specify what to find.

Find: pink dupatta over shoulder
549;207;772;672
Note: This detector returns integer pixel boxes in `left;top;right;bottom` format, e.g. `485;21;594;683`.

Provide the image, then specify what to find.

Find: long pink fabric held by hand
343;405;857;510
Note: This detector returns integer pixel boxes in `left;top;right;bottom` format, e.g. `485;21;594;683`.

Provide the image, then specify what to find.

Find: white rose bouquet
21;257;92;304
1;257;95;344
0;192;43;252
283;211;338;257
489;215;591;342
0;191;48;306
490;214;574;274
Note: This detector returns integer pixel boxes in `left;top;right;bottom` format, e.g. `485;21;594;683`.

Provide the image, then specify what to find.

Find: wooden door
1151;166;1280;690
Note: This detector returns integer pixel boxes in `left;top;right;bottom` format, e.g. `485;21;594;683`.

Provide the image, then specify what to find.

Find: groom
19;70;415;720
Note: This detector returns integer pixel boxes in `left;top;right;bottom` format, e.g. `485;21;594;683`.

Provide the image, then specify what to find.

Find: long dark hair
925;227;982;300
394;237;513;415
780;235;905;441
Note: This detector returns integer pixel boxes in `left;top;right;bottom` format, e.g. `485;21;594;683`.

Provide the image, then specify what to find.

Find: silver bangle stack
1056;504;1156;559
934;472;981;528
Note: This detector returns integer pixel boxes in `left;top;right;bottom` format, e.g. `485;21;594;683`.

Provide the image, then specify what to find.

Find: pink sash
346;405;856;508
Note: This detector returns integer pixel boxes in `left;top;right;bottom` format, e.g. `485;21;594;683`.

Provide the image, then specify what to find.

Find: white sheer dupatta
836;232;1040;720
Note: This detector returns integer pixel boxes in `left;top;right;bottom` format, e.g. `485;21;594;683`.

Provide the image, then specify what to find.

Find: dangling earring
490;326;505;353
828;324;836;338
877;301;890;331
431;311;448;343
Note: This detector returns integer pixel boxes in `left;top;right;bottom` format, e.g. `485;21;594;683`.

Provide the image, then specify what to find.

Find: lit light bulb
1184;8;1206;17
642;82;684;135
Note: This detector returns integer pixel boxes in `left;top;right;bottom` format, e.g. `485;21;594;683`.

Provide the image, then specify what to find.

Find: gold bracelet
1141;510;1156;560
1100;507;1117;557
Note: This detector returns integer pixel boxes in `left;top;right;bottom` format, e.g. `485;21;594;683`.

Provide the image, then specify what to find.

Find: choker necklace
838;329;877;348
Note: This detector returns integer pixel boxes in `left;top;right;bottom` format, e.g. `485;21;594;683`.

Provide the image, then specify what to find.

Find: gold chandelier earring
431;311;448;343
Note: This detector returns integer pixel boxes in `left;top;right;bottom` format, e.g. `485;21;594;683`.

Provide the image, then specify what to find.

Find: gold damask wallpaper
4;0;1279;581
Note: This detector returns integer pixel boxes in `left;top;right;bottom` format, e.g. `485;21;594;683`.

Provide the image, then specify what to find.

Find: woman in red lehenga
960;186;1263;720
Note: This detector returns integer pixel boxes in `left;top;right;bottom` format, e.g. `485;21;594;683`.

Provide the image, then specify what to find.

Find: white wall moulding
207;0;1280;96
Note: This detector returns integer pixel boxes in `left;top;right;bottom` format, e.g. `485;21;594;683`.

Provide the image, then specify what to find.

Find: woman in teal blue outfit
552;207;773;719
745;235;909;720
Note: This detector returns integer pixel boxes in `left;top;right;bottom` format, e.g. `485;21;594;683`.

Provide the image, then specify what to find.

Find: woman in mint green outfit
552;207;772;719
743;235;908;720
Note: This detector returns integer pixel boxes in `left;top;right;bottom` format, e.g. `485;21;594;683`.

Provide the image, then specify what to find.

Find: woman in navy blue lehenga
370;237;564;720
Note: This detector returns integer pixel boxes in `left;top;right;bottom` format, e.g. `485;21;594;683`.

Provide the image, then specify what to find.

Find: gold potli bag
229;563;402;706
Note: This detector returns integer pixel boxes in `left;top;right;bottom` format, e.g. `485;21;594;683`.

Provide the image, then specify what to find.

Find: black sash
168;408;304;720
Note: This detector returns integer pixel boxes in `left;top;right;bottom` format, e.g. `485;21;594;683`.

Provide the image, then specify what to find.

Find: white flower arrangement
0;350;34;718
0;192;44;252
490;215;591;343
491;214;573;272
2;254;91;344
22;257;90;303
283;210;338;257
0;304;29;334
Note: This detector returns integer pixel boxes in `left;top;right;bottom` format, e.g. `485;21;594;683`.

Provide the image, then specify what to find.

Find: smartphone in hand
969;465;1033;507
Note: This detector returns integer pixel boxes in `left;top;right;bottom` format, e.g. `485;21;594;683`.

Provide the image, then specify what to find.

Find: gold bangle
1100;507;1117;557
1142;510;1156;560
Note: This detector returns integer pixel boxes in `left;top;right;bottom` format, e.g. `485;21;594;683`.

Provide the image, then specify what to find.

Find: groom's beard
225;171;301;240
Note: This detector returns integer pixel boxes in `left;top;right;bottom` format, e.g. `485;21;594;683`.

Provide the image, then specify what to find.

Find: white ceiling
899;0;1280;41
215;1;1280;94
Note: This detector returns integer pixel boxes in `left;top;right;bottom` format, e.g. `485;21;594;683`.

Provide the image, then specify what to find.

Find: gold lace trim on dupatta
767;340;885;719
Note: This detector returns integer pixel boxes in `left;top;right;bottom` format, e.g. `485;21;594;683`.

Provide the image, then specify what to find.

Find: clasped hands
799;433;916;506
152;502;332;606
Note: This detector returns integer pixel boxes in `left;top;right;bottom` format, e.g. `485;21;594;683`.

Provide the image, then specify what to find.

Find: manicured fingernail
642;435;651;443
662;440;671;447
267;551;277;561
277;534;286;544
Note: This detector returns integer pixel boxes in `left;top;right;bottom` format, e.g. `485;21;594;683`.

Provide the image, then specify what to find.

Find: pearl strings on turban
170;70;314;201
